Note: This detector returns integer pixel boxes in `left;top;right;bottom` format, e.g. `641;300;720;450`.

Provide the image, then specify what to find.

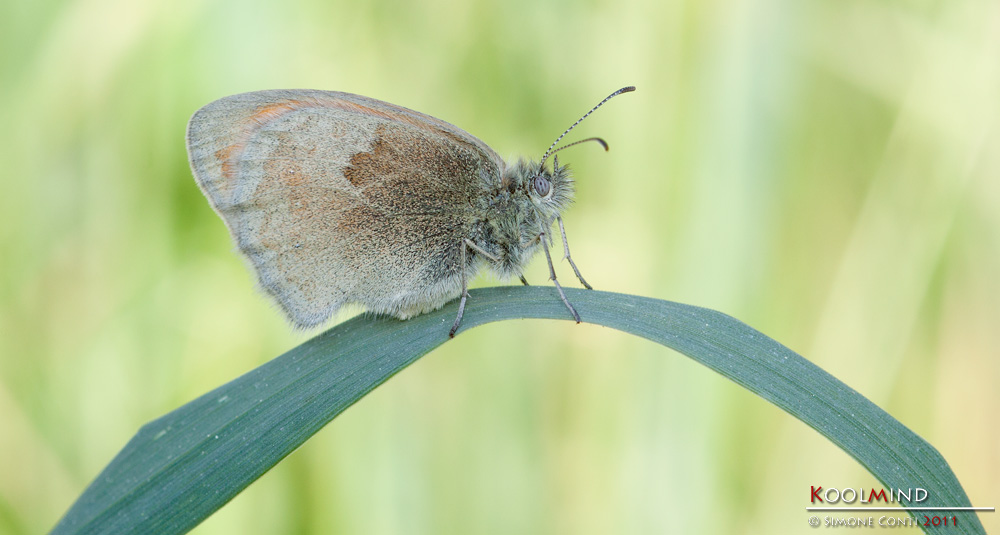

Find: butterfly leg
558;216;592;290
519;275;529;286
464;239;500;262
450;239;501;338
450;243;470;338
540;232;582;324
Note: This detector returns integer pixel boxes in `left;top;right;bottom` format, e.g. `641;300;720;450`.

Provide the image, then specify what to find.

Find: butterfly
187;86;634;336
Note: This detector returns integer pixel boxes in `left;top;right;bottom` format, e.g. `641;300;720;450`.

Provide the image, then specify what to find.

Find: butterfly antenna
549;136;609;157
539;86;635;169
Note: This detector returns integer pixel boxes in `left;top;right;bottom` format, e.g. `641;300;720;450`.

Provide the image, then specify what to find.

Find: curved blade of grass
52;287;985;534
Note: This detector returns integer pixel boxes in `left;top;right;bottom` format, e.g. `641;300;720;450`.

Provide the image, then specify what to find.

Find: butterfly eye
532;175;551;197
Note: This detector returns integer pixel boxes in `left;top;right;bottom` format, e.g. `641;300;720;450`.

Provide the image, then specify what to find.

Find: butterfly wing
187;90;504;327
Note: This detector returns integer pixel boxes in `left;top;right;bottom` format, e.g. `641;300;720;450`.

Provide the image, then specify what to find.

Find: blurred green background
2;0;998;533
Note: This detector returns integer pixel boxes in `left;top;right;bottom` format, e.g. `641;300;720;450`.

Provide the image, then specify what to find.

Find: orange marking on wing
214;144;241;180
249;101;302;125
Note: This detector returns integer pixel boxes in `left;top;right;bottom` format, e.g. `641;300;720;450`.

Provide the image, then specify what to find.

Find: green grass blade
51;287;985;534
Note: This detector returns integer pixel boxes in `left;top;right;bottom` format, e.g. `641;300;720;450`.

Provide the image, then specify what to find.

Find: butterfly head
503;157;574;222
